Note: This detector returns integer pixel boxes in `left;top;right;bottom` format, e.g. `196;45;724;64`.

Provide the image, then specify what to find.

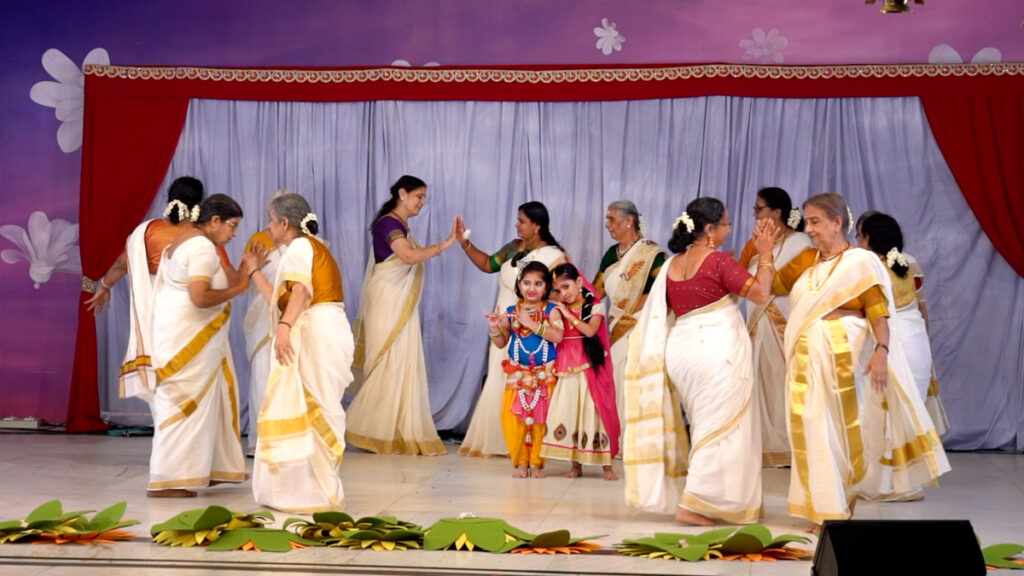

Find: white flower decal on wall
928;44;1002;64
594;18;625;55
0;211;81;289
391;59;441;67
739;28;788;64
29;48;110;153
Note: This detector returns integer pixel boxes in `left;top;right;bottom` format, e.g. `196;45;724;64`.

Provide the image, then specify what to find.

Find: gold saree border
363;260;424;377
344;430;447;456
158;367;219;430
681;492;761;525
155;303;232;381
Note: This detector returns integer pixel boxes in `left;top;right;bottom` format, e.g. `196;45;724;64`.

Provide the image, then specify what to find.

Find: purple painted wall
0;0;1020;422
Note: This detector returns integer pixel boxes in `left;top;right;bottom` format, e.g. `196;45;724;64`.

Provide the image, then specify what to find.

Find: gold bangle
536;321;547;337
758;260;774;270
488;330;502;339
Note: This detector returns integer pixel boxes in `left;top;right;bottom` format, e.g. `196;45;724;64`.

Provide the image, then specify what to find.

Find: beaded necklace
807;243;848;293
518;388;543;426
513;334;549;366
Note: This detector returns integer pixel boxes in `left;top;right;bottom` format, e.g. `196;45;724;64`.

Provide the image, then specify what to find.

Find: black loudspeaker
812;519;986;576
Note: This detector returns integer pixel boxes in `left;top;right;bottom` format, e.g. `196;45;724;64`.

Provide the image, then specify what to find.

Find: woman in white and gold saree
737;187;816;466
148;194;259;498
785;194;950;531
249;194;353;513
346;175;457;455
455;202;568;458
857;213;949;435
624;197;779;525
592;200;665;450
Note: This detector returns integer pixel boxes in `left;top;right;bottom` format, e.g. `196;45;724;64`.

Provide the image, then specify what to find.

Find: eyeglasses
226;220;240;229
753;204;769;213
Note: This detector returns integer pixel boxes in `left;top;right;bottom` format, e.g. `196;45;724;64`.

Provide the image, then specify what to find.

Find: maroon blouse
666;251;753;316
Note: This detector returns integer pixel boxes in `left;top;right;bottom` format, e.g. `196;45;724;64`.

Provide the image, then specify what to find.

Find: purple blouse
371;214;408;263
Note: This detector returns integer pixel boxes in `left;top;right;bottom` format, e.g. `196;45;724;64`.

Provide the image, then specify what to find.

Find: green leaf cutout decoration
205;528;319;552
617;524;813;562
983;543;1024;569
0;500;139;545
151;506;275;548
422;517;603;554
285;512;424;550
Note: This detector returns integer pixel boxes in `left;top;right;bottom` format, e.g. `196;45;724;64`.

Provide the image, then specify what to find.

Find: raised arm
742;219;781;305
390;217;458;265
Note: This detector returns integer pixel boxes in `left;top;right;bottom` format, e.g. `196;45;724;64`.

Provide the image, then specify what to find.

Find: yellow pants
502;388;546;467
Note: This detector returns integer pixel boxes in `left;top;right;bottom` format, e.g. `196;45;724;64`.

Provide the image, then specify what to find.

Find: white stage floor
1;433;1022;575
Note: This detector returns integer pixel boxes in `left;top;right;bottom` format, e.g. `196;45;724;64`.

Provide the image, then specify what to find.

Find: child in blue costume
486;261;565;478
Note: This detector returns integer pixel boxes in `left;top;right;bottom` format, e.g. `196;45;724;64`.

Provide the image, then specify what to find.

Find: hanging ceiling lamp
865;0;924;13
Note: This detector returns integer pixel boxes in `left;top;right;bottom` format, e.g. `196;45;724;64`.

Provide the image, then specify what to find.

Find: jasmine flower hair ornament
787;208;802;229
300;212;318;235
674;212;695;234
163;199;190;222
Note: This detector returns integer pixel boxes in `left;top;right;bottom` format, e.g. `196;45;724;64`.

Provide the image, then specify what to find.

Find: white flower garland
845;206;855;234
886;247;909;269
636;214;647;237
300;212;318;235
163;199;190;222
787;208;802;229
673;211;695;234
189;205;200;222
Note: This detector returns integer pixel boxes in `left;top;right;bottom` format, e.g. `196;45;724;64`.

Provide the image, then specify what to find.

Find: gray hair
804;192;850;233
608;199;639;224
269;193;318;236
608;199;645;237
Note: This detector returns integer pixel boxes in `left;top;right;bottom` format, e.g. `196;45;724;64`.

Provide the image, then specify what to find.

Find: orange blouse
142;219;232;275
277;238;344;312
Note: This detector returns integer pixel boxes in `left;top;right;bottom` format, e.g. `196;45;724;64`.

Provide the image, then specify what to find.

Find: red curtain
68;92;189;431
70;62;1024;430
920;95;1024;278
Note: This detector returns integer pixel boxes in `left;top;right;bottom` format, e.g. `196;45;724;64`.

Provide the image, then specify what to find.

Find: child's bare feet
602;465;618;481
530;465;546;478
562;462;583;478
512;465;529;478
675;507;715;526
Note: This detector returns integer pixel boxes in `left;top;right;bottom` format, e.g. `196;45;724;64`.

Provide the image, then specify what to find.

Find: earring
706;237;715;249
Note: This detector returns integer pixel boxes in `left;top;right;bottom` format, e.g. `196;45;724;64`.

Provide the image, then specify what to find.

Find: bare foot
805;523;823;534
602;465;618;481
530;465;546;478
512;465;529;478
562;463;583;478
147;488;197;498
675;507;715;526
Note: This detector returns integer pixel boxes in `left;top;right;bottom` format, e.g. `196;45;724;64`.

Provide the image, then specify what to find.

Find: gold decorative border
84;63;1024;84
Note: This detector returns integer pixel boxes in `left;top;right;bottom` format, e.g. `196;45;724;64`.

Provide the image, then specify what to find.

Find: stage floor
1;433;1022;575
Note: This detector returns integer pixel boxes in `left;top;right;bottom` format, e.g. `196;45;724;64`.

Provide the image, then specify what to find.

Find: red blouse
666;251;753;316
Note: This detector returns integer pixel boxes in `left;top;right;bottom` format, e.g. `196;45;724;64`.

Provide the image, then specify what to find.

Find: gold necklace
807;246;847;293
616;236;640;259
